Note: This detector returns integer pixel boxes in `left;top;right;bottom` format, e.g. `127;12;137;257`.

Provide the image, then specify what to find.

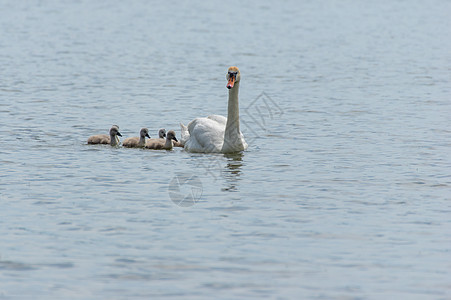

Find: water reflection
185;152;243;192
221;152;243;192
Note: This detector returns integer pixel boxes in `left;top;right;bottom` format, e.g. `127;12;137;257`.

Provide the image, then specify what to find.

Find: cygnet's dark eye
228;71;237;77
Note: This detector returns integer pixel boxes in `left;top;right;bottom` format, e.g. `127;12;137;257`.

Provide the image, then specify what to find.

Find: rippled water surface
1;0;450;299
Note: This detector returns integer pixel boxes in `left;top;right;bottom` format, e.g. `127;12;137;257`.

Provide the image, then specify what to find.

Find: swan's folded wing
185;117;225;153
207;115;227;126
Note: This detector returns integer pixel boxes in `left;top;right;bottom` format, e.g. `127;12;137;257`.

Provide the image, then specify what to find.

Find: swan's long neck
225;81;241;136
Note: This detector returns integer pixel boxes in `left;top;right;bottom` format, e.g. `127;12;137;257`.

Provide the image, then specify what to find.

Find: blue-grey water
1;0;450;299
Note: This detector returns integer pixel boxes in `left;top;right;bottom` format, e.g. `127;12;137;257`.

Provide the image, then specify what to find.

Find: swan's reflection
221;152;243;192
188;152;244;192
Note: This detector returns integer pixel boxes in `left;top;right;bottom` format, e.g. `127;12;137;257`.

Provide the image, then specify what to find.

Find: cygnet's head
159;128;166;139
110;125;122;137
140;128;150;138
166;130;178;142
226;66;241;89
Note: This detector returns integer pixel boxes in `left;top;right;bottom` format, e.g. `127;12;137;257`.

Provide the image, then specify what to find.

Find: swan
145;130;178;150
156;128;183;147
122;128;150;148
156;128;182;147
181;66;248;153
87;125;122;146
158;128;166;139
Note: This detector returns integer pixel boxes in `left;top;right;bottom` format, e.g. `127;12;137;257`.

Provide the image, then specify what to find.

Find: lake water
1;0;450;299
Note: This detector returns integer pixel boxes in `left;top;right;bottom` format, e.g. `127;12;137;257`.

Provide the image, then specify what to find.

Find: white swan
87;125;122;146
181;66;248;153
122;128;150;148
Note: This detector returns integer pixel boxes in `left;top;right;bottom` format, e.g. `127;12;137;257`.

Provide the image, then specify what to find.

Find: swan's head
110;125;122;137
140;128;150;139
167;130;178;142
226;66;240;89
159;128;166;139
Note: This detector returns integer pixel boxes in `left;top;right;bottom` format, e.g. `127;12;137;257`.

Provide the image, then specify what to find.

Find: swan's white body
182;115;227;152
182;67;248;153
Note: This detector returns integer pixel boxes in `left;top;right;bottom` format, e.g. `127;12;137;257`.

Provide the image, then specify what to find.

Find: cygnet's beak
117;132;122;137
146;133;150;138
172;136;178;142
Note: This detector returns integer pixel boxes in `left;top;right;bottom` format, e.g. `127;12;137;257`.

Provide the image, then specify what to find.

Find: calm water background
1;0;450;299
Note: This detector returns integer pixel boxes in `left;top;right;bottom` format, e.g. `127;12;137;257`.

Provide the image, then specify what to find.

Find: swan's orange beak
227;76;235;89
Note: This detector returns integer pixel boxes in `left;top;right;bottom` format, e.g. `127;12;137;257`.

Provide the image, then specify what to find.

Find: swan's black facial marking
228;71;238;79
227;71;238;89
